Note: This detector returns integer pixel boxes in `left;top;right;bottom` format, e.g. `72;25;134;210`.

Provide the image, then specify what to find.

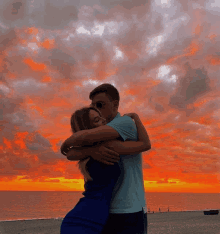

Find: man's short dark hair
89;83;120;102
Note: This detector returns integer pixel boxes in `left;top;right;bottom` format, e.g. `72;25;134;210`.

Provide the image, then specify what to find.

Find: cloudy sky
0;0;220;193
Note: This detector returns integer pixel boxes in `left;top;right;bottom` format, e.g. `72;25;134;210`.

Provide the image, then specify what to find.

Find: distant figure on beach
159;208;161;212
60;83;151;234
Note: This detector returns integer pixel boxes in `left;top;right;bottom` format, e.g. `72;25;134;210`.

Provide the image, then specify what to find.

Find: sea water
0;191;219;221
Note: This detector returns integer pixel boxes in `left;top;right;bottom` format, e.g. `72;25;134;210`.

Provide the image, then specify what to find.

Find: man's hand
88;144;120;165
123;113;139;120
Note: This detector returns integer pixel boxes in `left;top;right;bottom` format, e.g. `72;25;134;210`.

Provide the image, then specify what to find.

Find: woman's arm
64;143;120;165
102;140;150;155
66;146;91;161
61;131;95;156
102;113;151;155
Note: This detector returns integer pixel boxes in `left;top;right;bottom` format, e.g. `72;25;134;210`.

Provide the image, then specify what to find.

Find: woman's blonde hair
70;106;103;182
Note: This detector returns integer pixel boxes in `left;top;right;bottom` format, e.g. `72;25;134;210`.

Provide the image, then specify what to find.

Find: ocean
0;191;219;221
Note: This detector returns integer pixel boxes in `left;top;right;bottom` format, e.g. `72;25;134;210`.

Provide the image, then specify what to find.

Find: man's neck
108;112;118;123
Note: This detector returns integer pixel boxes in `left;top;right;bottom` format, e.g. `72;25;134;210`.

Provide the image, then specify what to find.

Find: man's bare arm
62;113;151;161
102;140;151;155
66;138;150;163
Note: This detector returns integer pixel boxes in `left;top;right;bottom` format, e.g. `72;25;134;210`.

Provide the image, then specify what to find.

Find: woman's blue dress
60;157;122;234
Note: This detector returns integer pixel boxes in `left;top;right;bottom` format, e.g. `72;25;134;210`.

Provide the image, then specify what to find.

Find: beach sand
0;211;219;234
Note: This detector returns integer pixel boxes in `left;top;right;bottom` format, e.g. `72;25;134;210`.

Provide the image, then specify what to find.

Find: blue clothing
61;111;147;233
106;112;147;213
60;157;122;234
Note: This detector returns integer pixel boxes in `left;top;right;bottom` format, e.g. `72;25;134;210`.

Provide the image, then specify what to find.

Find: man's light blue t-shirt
106;112;147;214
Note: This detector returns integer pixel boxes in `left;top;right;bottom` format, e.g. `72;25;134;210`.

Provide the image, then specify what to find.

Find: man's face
90;93;118;123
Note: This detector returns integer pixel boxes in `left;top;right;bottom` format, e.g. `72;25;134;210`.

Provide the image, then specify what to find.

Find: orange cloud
41;39;55;50
194;24;203;36
23;58;47;71
192;99;209;108
42;76;52;82
14;132;29;150
7;72;17;80
30;105;45;117
206;56;220;66
3;138;12;149
208;34;217;41
184;42;200;56
26;27;39;35
167;41;201;64
49;138;61;152
197;116;212;125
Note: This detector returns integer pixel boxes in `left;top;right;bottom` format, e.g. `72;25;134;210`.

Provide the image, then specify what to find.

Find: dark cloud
42;0;78;30
48;49;76;79
100;0;150;10
169;64;211;111
0;0;27;24
0;29;18;49
26;133;51;149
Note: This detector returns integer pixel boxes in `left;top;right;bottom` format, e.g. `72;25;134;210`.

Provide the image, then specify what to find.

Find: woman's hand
123;113;139;120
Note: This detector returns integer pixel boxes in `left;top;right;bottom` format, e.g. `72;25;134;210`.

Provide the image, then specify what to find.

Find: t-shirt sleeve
106;116;138;142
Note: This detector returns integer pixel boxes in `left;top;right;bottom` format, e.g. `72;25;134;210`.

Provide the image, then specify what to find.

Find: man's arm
61;114;151;158
61;126;120;155
66;138;150;163
102;139;151;155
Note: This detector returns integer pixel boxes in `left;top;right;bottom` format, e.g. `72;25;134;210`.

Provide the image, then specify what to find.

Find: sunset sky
0;0;220;193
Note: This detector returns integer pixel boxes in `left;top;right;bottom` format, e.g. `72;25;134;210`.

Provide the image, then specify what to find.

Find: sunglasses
94;102;105;109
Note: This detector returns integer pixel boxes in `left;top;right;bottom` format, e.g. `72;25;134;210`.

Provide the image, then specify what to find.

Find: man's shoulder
106;115;137;141
107;116;136;132
108;115;134;125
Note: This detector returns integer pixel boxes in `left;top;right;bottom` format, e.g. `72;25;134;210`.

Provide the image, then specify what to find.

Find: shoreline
0;211;219;234
1;209;219;222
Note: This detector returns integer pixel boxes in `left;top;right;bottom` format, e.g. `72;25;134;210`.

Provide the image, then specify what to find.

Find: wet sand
0;211;219;234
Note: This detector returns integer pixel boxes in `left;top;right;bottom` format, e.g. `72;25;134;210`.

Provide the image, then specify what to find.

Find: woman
60;106;149;234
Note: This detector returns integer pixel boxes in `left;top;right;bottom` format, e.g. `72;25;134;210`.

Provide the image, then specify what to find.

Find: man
61;83;150;234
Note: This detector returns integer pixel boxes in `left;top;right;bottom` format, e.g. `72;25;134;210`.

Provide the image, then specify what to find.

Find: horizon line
0;190;219;194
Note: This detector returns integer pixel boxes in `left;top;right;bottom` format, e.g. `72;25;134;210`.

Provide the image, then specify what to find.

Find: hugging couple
60;83;151;234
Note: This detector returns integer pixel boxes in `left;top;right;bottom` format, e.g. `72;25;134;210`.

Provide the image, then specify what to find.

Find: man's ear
113;100;119;109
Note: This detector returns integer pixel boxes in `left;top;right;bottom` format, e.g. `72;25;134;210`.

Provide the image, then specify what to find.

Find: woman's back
61;158;122;233
82;157;122;200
